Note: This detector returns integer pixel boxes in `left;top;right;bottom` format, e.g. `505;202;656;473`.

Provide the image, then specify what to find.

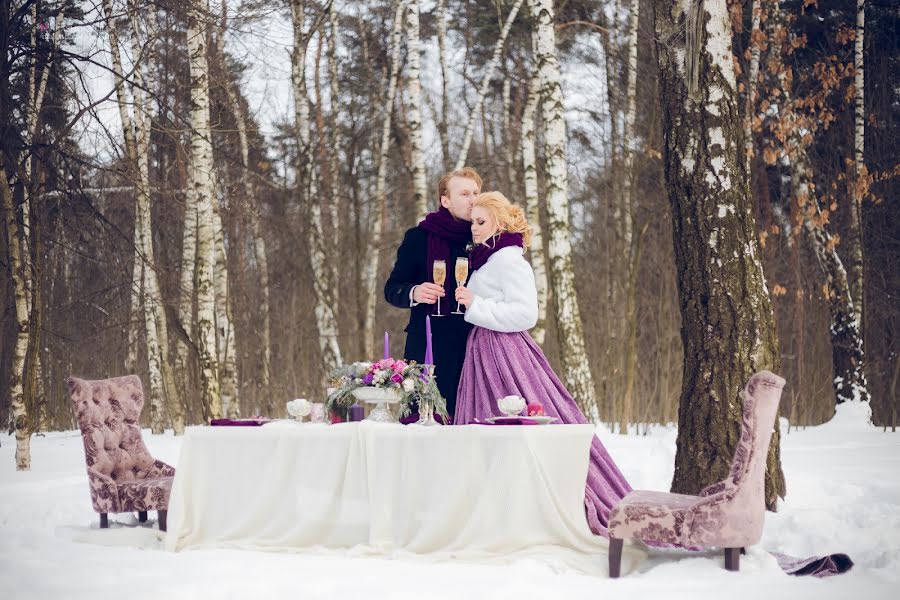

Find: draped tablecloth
165;421;635;573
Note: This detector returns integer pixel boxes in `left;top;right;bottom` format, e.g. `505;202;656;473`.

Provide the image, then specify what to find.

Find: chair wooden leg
100;513;108;529
609;537;624;578
725;547;740;571
138;511;148;523
158;510;167;532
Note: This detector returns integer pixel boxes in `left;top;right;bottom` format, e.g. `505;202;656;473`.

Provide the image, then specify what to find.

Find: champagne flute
451;257;468;314
432;259;446;317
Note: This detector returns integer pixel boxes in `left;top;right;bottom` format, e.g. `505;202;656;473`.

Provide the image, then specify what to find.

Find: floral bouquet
326;358;448;420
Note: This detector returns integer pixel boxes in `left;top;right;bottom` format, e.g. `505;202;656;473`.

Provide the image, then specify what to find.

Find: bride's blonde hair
473;192;533;248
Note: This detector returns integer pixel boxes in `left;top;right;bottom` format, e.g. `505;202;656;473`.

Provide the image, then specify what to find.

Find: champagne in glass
432;259;446;317
452;257;468;314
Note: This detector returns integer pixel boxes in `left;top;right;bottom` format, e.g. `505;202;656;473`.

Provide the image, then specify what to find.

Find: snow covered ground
1;413;897;599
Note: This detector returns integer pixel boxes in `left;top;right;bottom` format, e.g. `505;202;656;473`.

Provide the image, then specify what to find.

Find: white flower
498;395;526;416
286;398;311;417
402;378;415;393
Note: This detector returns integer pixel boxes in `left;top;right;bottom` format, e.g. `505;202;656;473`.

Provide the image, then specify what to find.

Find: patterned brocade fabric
608;371;786;549
68;375;176;514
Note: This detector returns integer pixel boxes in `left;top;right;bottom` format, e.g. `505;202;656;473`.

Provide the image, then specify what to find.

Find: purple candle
424;315;433;365
384;331;390;360
349;404;364;422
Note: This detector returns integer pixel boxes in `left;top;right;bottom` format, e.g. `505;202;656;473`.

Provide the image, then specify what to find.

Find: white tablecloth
165;421;638;574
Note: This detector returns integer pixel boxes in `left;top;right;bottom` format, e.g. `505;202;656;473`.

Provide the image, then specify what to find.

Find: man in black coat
384;168;482;419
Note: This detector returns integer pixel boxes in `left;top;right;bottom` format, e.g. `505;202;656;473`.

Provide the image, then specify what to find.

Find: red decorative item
527;402;544;416
330;412;345;424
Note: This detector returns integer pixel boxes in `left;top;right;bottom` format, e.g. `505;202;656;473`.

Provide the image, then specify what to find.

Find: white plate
485;415;557;425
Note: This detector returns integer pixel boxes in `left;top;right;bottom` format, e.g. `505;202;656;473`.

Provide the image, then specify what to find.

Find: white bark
326;3;341;319
3;170;31;470
529;0;598;419
435;0;451;169
362;0;406;360
849;0;866;329
290;0;343;374
743;0;762;176
454;0;525;170
175;184;197;386
218;0;270;390
103;0;170;432
405;0;428;220
211;190;239;418
521;71;548;346
188;0;222;418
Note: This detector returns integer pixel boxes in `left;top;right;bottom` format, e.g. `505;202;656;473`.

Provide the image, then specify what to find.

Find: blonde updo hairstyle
473;191;533;249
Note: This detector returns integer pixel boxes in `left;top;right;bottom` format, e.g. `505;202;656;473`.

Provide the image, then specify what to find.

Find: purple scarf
418;208;472;312
470;232;524;271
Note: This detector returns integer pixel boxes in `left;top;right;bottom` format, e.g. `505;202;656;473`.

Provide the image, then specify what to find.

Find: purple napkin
473;417;542;426
771;552;854;577
209;418;271;427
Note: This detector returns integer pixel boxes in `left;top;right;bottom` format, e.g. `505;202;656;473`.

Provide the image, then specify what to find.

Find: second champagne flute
452;257;468;314
432;259;446;317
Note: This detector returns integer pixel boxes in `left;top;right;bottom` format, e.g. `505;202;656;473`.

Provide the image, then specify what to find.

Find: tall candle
424;315;433;365
384;331;390;359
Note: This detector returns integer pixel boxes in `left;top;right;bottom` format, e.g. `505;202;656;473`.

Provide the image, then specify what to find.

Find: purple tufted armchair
67;375;175;531
608;371;786;576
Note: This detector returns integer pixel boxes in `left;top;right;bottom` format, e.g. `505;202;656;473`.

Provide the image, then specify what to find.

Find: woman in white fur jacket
452;191;632;538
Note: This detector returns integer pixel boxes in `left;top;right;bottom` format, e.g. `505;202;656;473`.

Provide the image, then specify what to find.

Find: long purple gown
454;325;632;537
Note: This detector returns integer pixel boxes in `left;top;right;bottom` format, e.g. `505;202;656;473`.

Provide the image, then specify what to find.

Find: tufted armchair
607;371;786;576
67;375;175;531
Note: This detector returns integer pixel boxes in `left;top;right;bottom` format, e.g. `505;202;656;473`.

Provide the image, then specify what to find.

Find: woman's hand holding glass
454;285;474;308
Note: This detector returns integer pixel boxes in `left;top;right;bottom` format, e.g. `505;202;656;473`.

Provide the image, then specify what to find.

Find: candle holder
415;365;440;426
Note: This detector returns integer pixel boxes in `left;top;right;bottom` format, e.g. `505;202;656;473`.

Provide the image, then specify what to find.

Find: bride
453;191;631;537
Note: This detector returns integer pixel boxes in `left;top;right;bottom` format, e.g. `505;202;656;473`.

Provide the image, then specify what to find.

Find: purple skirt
454;326;632;537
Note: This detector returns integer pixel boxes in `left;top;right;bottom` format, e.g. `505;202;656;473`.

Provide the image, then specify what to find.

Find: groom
384;167;482;419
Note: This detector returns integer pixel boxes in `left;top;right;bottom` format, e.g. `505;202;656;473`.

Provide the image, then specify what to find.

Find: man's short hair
437;167;483;202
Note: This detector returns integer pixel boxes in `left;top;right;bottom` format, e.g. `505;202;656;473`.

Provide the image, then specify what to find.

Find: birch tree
187;0;222;418
435;0;451;170
454;0;524;170
521;70;548;346
653;0;784;508
211;191;239;417
847;0;866;329
217;0;270;391
102;0;173;432
528;0;599;419
2;169;31;470
405;0;427;220
290;0;342;375
360;0;406;360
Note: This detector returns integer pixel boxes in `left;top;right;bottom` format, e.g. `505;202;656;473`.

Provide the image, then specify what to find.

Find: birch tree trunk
848;0;866;330
617;0;640;433
454;0;524;170
743;0;762;176
290;0;343;375
2;169;31;470
361;0;405;360
175;184;197;393
435;0;451;170
529;0;599;420
405;0;428;220
654;0;784;508
326;4;342;318
794;152;871;409
103;0;169;432
218;0;271;391
188;0;222;418
211;192;239;418
521;70;548;346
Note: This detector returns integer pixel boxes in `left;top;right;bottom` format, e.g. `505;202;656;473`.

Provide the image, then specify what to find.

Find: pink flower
391;373;403;384
527;402;544;416
392;360;407;373
379;358;394;369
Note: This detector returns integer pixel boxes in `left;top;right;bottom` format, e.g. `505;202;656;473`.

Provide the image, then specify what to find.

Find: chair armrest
146;460;176;478
698;481;728;497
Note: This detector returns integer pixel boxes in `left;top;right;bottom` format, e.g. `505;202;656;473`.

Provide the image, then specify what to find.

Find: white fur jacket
464;246;538;333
